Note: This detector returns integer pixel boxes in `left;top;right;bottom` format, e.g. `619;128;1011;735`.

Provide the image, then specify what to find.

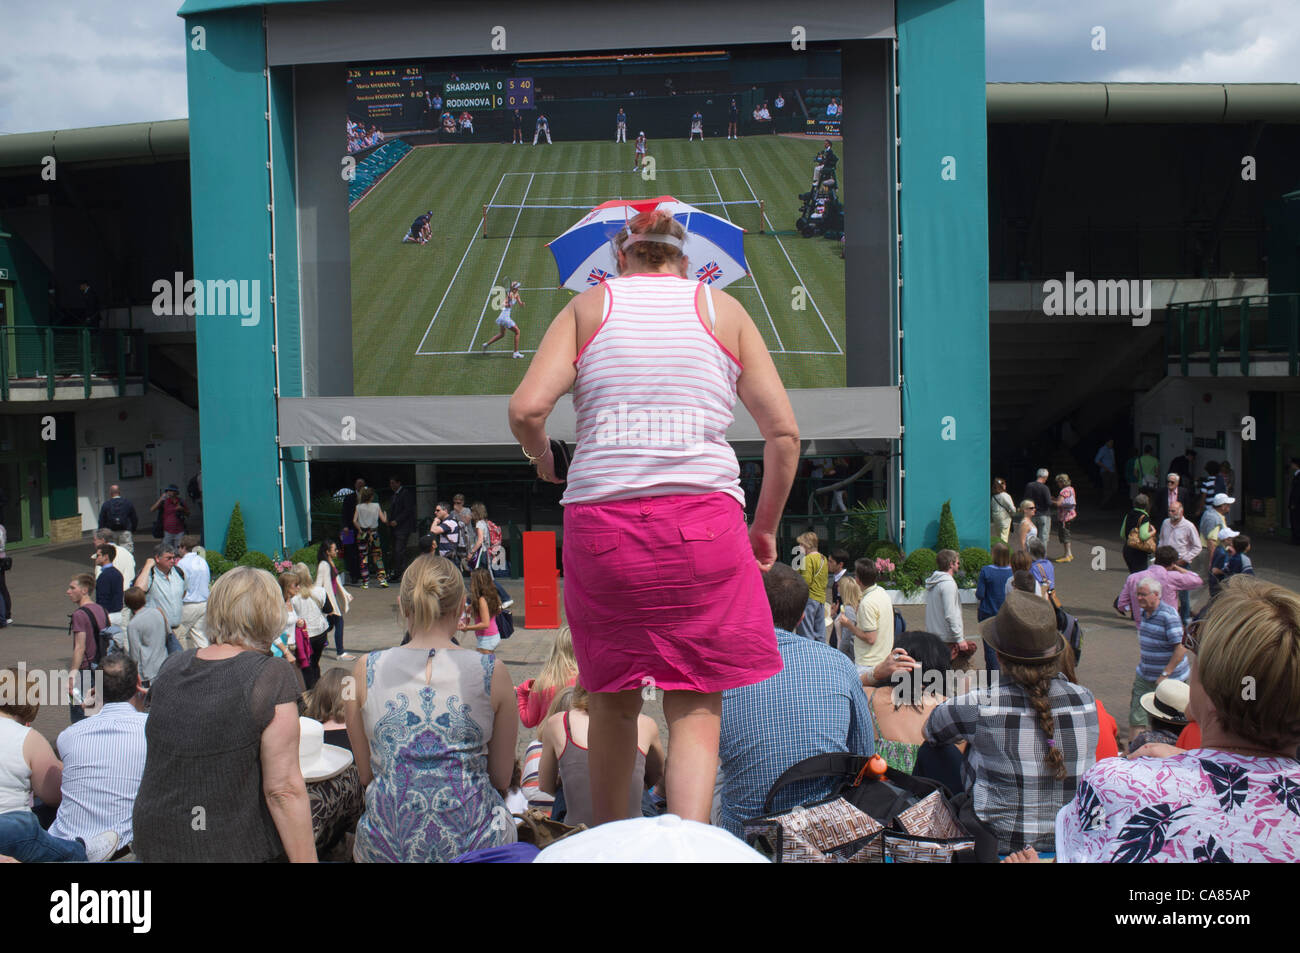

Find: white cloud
0;0;186;135
986;0;1300;83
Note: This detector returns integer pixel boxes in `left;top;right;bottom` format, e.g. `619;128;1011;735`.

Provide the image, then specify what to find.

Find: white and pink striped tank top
561;273;744;506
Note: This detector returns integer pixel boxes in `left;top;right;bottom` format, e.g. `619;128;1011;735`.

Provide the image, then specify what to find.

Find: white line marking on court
420;349;538;356
467;171;535;352
501;167;743;176
415;172;509;355
736;166;842;355
709;168;782;352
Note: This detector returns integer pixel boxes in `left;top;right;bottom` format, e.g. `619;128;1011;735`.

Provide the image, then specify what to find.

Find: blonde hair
1197;576;1300;749
399;554;465;634
547;682;589;722
837;576;863;611
294;562;315;590
613;209;686;270
303;667;350;723
536;626;578;698
1055;473;1071;488
360;487;374;503
470;502;487;523
278;572;300;599
797;531;820;552
206;566;286;652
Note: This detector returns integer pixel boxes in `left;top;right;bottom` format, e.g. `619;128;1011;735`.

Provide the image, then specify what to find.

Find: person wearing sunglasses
1057;576;1300;862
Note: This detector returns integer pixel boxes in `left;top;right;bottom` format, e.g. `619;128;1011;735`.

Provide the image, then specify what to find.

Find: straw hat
298;716;352;782
1140;679;1190;725
980;590;1066;663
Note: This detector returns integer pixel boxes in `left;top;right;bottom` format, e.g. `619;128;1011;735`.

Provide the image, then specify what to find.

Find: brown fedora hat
980;590;1066;663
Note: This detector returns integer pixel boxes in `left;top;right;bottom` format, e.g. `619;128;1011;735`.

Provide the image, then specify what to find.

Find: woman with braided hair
925;589;1098;855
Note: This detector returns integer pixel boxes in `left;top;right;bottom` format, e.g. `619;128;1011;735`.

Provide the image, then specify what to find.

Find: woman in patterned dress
345;554;518;862
1057;575;1300;862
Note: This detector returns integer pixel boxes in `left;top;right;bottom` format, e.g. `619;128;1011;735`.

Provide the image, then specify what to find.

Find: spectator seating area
347;139;413;206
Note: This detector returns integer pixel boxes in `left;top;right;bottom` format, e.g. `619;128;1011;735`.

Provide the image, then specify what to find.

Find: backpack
70;606;109;667
1056;605;1084;664
487;520;503;554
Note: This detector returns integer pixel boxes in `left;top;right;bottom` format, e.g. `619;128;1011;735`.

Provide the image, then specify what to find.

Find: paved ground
5;512;1296;759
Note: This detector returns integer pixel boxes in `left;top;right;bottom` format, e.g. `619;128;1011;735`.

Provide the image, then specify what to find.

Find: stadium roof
1;84;1298;172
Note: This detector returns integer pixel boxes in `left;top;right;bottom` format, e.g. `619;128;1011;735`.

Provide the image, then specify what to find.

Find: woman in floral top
1057;576;1300;862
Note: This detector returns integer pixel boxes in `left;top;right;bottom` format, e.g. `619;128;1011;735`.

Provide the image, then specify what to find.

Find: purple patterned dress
353;645;513;862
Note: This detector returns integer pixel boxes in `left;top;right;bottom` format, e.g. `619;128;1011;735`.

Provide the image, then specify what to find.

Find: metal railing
1167;292;1300;377
0;327;149;400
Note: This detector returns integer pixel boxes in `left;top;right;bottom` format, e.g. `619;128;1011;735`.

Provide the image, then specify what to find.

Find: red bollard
523;531;560;628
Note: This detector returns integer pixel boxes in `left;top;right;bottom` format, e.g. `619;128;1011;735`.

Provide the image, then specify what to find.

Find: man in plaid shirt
925;590;1098;854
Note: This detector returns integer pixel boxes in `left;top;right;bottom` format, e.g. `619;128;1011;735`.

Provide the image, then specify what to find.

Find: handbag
151;510;165;539
744;796;884;863
1124;512;1156;553
0;556;11;572
513;808;585;848
339;527;356;546
745;753;993;863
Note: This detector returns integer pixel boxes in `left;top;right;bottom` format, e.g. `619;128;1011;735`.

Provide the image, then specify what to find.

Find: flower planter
885;588;978;606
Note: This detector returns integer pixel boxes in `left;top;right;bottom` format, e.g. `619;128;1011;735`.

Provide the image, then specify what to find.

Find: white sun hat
532;814;769;864
1210;494;1235;506
298;716;352;782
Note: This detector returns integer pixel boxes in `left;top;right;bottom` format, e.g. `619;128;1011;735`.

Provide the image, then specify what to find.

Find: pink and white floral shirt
1056;750;1300;862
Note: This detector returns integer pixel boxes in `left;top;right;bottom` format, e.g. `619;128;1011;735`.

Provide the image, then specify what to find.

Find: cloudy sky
0;0;1296;134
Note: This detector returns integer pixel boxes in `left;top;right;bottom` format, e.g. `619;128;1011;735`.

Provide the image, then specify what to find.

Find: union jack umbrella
547;195;750;293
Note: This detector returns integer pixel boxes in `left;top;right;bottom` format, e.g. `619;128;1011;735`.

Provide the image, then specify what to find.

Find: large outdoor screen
344;44;878;397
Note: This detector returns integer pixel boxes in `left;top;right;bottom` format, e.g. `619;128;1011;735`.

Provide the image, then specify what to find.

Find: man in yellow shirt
839;558;894;669
795;531;828;642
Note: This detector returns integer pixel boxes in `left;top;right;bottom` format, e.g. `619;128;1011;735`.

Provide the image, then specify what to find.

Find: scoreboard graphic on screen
442;75;534;110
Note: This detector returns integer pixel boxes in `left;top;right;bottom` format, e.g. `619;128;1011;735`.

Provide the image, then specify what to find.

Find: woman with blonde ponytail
925;589;1098;855
344;554;518;862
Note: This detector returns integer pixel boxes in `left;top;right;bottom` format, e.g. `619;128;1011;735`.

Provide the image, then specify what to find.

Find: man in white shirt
1157;502;1201;624
50;653;148;857
93;529;136;593
175;541;211;648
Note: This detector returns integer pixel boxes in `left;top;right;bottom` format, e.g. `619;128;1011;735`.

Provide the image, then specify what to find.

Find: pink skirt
562;491;781;693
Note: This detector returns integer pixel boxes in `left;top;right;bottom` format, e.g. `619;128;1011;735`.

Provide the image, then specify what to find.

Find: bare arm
133;559;155;590
24;730;63;806
509;297;583;472
344;655;371;786
1159;645;1187;681
538;715;561;796
260;702;316;862
727;291;798;566
487;657;518;794
459;597;492;633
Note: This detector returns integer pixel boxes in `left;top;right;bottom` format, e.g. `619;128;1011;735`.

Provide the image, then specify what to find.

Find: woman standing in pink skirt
509;209;799;825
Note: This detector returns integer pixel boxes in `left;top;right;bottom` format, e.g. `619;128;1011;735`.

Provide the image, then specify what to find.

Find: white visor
619;232;684;251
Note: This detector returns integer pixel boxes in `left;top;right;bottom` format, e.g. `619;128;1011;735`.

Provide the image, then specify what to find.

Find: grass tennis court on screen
349;137;845;396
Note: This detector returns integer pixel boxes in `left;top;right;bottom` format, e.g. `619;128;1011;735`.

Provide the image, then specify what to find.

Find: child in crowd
516;626;579;729
459;568;503;654
303;666;353;751
795;531;828;641
1223;534;1254;580
273;572;302;666
831;575;863;660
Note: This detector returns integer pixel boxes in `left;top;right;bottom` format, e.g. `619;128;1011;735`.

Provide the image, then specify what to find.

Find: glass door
24;459;46;542
0;461;19;544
